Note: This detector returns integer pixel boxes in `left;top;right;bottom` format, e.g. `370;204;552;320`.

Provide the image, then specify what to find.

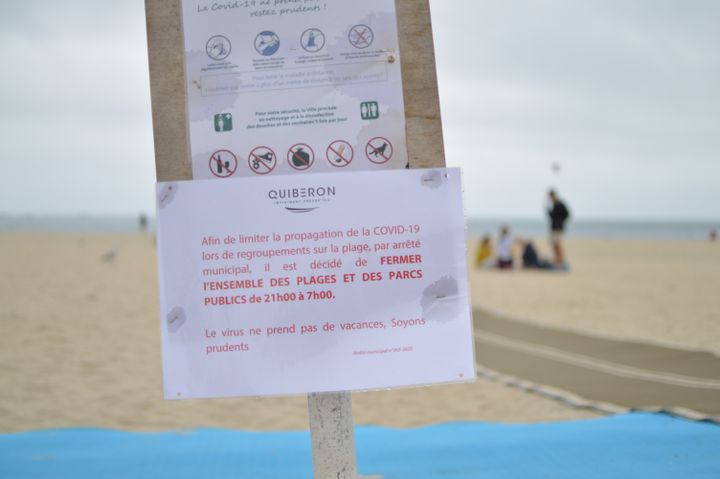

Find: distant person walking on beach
547;190;570;269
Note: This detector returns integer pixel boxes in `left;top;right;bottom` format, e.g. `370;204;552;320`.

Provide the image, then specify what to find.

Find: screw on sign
288;144;315;171
348;24;374;49
208;150;238;178
248;146;277;175
365;137;393;164
327;140;354;167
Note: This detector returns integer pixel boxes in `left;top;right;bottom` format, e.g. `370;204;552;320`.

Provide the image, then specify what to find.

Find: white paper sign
156;168;475;399
181;0;407;179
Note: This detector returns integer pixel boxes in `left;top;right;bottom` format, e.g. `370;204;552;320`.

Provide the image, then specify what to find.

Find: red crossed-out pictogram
209;149;238;178
326;140;354;167
349;24;374;49
365;137;393;164
287;143;315;171
248;146;277;175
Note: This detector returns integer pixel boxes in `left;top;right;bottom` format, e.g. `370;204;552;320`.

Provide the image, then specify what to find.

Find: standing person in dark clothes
547;189;570;270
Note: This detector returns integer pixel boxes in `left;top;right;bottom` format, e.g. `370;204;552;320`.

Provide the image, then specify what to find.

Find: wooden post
396;0;446;170
145;1;445;478
145;0;192;182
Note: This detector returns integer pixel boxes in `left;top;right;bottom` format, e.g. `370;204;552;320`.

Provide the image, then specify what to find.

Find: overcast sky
0;0;718;220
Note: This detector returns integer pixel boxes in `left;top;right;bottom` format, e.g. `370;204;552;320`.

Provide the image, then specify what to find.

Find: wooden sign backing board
144;0;446;182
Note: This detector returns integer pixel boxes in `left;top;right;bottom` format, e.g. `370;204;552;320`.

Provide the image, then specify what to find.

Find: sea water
468;218;719;240
0;215;717;240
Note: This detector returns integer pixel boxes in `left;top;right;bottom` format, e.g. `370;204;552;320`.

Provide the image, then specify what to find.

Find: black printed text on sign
365;137;393;164
327;140;354;167
209;150;238;178
248;146;276;175
287;144;315;171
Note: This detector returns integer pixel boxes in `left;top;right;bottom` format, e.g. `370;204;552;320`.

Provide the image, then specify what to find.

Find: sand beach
469;237;720;353
1;232;718;432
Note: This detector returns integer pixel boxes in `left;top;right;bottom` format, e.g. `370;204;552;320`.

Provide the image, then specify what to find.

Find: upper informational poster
181;0;408;179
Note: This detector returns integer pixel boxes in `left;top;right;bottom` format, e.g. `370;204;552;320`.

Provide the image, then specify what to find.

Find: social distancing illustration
301;28;325;53
205;35;231;61
255;31;280;56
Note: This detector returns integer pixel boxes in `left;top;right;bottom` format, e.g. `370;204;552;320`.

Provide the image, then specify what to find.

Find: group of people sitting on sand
474;190;571;271
474;228;557;270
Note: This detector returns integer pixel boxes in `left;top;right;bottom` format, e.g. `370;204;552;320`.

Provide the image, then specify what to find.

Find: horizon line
1;212;718;224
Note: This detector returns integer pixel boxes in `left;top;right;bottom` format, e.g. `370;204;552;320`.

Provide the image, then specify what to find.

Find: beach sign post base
308;392;382;479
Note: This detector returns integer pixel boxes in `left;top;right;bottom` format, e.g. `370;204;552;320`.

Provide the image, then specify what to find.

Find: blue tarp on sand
1;413;718;478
